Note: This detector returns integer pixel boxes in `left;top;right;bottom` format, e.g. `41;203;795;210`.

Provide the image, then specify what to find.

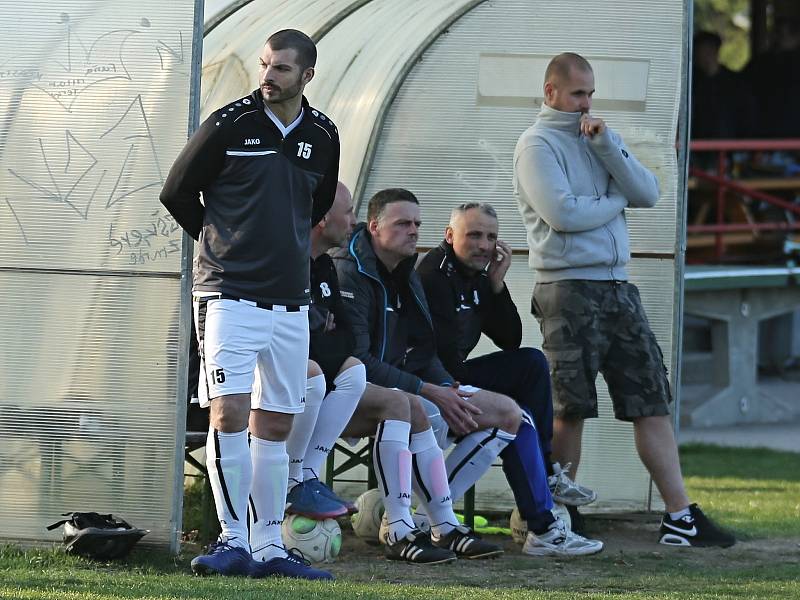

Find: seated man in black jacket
333;188;601;557
417;201;602;556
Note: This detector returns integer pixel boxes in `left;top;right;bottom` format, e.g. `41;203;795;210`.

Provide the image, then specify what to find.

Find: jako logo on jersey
396;492;411;499
244;138;261;145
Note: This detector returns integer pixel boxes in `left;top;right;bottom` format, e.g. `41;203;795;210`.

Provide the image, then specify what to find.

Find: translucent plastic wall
0;0;201;548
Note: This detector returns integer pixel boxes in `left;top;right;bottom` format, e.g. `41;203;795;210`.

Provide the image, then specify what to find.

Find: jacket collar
350;222;417;282
536;103;582;136
437;241;486;281
251;89;310;110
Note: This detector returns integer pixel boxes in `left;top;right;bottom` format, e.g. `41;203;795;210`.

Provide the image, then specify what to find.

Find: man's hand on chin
580;113;606;138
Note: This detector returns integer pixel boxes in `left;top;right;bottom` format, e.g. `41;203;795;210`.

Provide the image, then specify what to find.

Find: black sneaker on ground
659;503;736;548
385;529;457;564
431;525;504;559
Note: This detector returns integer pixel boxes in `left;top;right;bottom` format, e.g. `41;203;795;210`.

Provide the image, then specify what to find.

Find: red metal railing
688;139;800;262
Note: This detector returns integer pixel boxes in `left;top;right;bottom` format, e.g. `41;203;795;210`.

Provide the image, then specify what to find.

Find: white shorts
194;296;310;414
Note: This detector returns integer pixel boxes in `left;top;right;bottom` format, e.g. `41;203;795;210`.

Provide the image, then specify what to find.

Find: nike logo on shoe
663;521;697;536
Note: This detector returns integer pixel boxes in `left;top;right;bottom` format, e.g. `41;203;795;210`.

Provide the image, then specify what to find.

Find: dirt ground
316;514;800;588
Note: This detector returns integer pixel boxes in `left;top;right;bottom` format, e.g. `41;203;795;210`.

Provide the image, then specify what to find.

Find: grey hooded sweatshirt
513;104;660;282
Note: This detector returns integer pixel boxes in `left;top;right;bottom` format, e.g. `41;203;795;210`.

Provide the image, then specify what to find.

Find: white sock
373;419;415;543
303;364;366;478
205;428;252;550
285;374;326;489
410;428;460;537
445;428;515;503
669;506;691;520
249;436;289;562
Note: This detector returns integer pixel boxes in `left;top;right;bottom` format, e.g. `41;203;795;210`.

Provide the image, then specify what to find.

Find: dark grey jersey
160;91;340;305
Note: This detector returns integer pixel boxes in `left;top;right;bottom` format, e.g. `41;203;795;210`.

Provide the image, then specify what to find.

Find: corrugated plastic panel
313;0;481;195
0;272;182;543
200;0;373;115
360;0;682;256
0;3;196;274
0;0;199;546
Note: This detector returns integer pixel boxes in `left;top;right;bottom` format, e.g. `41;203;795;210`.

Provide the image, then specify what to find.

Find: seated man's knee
407;393;431;430
375;387;410;423
339;356;363;372
520;347;549;374
476;390;522;433
499;394;523;433
307;359;323;378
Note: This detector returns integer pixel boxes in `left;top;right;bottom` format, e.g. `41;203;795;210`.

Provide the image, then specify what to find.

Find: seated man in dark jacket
333;188;602;557
417;202;601;554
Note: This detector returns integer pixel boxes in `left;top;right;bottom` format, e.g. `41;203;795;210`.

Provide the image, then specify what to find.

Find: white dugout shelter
0;0;689;549
203;0;690;514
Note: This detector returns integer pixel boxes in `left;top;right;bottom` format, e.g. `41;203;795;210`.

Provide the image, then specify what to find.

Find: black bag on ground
47;512;149;560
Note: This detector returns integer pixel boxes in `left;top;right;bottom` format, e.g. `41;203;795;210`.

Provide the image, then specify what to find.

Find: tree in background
694;0;750;70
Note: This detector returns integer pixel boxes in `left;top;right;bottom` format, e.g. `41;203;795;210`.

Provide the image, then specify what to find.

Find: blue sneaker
286;481;348;519
191;540;253;576
250;549;334;581
305;478;358;515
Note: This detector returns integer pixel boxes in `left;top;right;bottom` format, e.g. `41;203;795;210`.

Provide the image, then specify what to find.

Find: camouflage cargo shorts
531;280;671;421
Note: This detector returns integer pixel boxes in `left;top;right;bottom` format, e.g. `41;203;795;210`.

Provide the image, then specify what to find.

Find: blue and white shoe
286;481;348;519
190;540;253;576
305;478;358;514
250;549;334;581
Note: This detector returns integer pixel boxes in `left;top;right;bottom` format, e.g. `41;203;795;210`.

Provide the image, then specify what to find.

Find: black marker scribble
101;95;163;207
8;130;98;219
5;197;30;245
155;31;187;73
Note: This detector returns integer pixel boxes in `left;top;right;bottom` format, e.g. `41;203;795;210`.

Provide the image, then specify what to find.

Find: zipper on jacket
349;232;390;361
409;287;434;329
584;146;599;196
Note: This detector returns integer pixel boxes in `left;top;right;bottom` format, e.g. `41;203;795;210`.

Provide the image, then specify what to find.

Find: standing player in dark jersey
160;29;338;580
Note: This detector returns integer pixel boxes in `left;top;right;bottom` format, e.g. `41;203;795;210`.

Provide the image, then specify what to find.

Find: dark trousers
462;347;554;464
462;348;556;532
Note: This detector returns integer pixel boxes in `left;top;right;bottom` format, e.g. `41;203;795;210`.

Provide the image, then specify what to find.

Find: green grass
1;445;799;600
1;545;798;600
680;443;800;538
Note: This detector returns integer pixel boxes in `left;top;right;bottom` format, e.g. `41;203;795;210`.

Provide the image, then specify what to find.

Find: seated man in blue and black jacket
417;201;601;555
334;188;601;557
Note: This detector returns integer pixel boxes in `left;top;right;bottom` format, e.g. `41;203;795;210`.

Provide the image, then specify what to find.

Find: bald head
335;181;351;205
312;181;356;254
543;52;595;113
544;52;593;86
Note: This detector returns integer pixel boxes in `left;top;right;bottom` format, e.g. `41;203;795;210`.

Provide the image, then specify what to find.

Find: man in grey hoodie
513;52;734;548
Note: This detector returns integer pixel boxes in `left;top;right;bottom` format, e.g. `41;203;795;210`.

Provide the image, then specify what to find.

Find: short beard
264;75;303;105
